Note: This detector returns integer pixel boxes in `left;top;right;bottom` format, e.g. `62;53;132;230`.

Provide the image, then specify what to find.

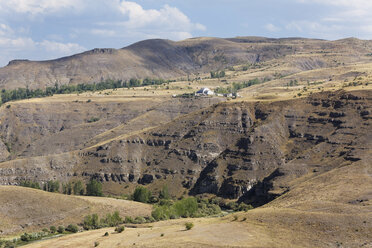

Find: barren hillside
1;37;372;89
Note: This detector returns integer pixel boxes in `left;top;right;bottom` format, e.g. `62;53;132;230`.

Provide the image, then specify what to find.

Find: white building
195;87;214;96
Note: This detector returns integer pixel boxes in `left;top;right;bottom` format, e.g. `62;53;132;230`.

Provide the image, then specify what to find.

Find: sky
0;0;372;67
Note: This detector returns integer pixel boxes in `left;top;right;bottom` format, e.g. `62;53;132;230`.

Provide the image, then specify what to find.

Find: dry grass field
22;159;372;248
0;186;152;236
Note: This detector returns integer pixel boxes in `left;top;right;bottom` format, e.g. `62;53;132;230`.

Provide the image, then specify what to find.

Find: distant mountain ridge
1;36;372;89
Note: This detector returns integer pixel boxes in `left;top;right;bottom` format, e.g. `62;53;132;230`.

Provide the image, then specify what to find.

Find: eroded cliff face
0;90;370;204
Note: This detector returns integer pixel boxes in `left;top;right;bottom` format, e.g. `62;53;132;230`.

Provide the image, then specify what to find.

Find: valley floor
23;207;372;248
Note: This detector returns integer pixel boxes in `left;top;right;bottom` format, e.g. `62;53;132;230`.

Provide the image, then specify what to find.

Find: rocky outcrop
0;90;370;204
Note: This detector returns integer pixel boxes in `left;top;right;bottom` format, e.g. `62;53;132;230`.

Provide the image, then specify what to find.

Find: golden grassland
0;186;152;236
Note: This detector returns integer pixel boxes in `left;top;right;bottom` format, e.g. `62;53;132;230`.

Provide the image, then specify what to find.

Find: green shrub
94;241;99;247
20;233;31;242
145;216;156;223
3;241;15;248
115;226;125;233
133;216;146;224
50;226;57;233
185;222;194;230
83;214;100;230
173;197;198;218
226;201;238;210
104;232;109;237
103;211;122;227
124;216;134;224
152;197;221;221
151;205;176;221
132;186;151;203
159;199;173;206
57;226;64;234
236;202;253;212
42;228;49;233
159;185;170;199
87;117;100;123
66;224;79;233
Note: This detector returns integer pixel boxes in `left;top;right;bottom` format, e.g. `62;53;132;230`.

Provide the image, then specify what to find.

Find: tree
132;186;152;203
86;179;103;196
173;197;198;218
83;214;100;230
44;180;60;192
73;180;85;195
103;211;122;227
62;182;73;195
159;185;170;199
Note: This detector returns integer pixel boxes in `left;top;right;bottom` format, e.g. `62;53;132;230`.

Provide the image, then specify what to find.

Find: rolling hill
1;37;372;90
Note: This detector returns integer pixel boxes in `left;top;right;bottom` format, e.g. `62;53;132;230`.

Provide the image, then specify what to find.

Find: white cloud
38;40;85;54
89;1;206;41
265;23;281;32
0;0;84;15
288;0;372;39
285;20;343;39
91;29;117;37
0;1;206;66
0;22;85;66
118;2;205;31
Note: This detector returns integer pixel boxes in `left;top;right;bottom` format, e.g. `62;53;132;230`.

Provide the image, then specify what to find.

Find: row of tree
214;77;264;94
19;179;102;196
0;78;171;105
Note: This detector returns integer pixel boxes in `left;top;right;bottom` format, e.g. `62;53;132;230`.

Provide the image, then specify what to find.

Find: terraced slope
0;90;370;202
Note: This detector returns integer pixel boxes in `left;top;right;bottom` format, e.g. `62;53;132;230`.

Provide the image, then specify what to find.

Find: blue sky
1;0;372;67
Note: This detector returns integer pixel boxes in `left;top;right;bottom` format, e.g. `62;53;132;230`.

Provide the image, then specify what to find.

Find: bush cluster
43;180;60;192
214;78;266;94
210;70;226;79
83;211;123;230
151;197;221;221
19;180;40;189
65;224;79;233
132;186;152;203
208;197;253;212
1;224;81;248
185;222;194;230
115;226;125;233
